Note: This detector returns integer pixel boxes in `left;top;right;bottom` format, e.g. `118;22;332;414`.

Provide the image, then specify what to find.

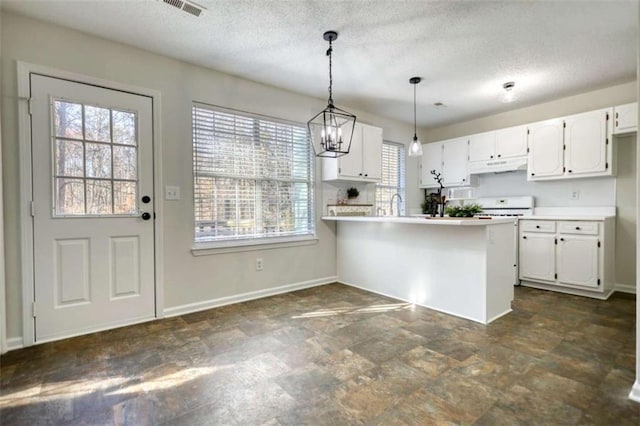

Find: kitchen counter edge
321;216;517;226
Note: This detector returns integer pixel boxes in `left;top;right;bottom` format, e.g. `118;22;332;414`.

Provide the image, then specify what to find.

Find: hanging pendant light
307;31;357;158
408;77;423;157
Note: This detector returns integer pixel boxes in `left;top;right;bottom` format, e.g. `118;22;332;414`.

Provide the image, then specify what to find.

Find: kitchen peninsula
324;216;517;324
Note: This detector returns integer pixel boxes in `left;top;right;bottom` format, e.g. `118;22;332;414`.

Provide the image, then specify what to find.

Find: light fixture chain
327;39;333;105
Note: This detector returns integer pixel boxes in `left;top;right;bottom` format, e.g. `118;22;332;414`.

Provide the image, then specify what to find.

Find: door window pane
112;110;137;145
55;140;84;177
54;101;83;139
113;146;137;180
86;180;113;215
85;106;111;142
85;143;112;179
114;181;137;214
51;98;139;217
56;178;85;215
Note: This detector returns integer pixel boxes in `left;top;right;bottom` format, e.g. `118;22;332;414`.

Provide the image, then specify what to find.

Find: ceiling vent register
161;0;205;17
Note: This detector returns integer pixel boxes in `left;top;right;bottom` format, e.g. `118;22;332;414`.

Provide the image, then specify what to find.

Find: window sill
191;235;319;256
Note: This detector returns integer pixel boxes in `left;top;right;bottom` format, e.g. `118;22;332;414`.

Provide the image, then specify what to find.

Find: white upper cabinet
420;138;470;188
469;125;527;162
564;108;609;176
495;125;528;159
613;102;637;135
420;142;443;188
527;108;613;181
468;132;495;162
322;122;383;182
442;137;469;186
527;118;564;179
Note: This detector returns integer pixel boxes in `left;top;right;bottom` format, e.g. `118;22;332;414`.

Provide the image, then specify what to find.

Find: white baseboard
5;337;23;352
163;276;337;318
629;380;640;403
615;283;637;294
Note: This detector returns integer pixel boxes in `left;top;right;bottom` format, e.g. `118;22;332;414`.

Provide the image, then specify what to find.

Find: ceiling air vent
161;0;205;17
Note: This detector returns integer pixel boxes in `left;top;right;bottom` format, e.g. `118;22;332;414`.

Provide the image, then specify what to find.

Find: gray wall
0;12;415;339
419;82;638;289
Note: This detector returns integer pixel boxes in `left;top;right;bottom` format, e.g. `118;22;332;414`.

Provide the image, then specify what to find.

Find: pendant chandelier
408;77;423;157
307;31;357;158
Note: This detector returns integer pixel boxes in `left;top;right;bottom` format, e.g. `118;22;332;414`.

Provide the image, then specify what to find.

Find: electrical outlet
256;258;264;271
165;186;180;200
570;190;580;200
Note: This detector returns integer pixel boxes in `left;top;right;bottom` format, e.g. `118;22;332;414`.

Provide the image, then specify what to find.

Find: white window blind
192;104;315;244
376;142;406;215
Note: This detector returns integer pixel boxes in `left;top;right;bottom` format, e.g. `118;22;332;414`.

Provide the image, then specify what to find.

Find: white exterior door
557;236;599;288
527;119;564;179
31;74;155;342
564;109;608;176
519;233;556;282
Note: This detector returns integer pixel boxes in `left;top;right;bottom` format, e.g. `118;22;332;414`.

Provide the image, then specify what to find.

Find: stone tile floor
0;284;638;425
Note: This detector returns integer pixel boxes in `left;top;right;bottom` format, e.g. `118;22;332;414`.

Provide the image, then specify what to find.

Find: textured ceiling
2;0;637;128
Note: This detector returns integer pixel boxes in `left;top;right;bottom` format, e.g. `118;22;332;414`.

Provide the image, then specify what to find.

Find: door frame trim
16;61;165;346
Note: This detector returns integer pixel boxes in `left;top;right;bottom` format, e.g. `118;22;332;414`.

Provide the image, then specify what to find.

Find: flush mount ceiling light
408;77;423;157
500;81;518;103
307;31;357;158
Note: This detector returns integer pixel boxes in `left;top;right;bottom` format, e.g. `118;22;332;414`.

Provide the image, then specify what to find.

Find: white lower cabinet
518;218;615;299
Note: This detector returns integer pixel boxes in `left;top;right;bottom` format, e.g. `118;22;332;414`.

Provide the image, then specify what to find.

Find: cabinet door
613;102;637;134
468;132;495;162
495;125;528;159
338;124;363;179
519;233;556;282
420;142;443;188
557;235;599;288
564;109;608;176
442;138;469;186
361;124;383;180
527;119;564;179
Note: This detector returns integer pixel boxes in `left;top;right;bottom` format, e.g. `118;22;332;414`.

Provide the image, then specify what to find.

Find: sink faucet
390;193;403;216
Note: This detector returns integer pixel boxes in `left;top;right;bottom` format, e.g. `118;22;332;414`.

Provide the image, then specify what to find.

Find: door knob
142;195;151;204
141;212;152;221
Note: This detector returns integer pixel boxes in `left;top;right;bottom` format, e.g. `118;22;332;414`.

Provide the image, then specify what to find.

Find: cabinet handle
616;120;619;127
531;173;535;176
568;170;572;173
522;236;527;239
575;226;580;230
497;154;501;158
359;173;363;176
560;238;565;241
616;112;619;119
535;225;540;229
490;155;494;159
462;178;466;181
364;174;368;177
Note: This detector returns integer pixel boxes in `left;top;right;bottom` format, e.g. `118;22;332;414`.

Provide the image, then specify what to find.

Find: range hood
469;156;527;174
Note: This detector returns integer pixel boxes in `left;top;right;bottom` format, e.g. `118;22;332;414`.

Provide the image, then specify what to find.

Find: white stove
477;196;534;217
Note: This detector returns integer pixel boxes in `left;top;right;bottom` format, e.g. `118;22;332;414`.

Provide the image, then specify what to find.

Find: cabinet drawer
558;221;599;235
519;220;556;233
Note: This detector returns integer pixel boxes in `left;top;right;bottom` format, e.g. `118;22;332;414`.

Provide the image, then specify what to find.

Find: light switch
165;186;180;200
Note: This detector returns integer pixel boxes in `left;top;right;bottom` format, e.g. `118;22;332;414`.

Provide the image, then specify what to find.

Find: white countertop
322;216;517;226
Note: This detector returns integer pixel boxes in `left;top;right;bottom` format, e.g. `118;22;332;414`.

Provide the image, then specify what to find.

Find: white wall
0;12;415;340
420;82;638;290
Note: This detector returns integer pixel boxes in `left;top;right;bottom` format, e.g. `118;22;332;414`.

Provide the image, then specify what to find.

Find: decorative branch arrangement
430;170;446;217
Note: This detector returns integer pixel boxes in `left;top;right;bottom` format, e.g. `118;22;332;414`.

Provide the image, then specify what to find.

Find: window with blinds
376;142;406;215
192;104;315;245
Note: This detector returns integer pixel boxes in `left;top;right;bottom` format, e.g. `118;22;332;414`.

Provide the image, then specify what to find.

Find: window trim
376;141;406;216
191;102;316;249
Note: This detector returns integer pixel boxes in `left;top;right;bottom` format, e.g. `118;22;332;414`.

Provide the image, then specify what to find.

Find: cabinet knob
462;178;466;181
364;174;368;177
575;226;580;230
359;173;363;176
497;154;501;158
568;170;572;173
490;155;494;159
536;225;540;229
560;238;565;241
531;173;535;176
522;236;527;239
